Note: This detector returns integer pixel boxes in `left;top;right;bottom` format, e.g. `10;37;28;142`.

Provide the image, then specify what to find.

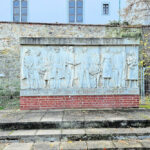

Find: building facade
0;0;126;24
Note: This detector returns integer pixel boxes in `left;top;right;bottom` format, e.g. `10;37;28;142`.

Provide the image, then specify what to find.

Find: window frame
103;4;109;15
13;0;28;22
69;0;83;23
13;0;20;22
102;2;110;16
69;0;76;23
21;0;28;22
76;0;83;23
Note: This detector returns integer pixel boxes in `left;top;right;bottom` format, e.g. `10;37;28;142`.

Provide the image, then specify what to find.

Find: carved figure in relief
32;51;41;89
43;51;51;88
89;53;101;88
59;47;67;88
22;50;29;80
126;52;138;88
22;49;34;89
50;47;65;89
66;46;75;88
77;47;90;88
101;48;112;88
112;49;125;88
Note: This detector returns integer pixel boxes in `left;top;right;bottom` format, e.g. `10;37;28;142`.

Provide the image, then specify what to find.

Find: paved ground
0;108;150;123
0;109;150;149
0;139;150;150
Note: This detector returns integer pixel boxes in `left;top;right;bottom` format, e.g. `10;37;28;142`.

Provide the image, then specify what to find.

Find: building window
103;4;109;15
76;0;83;22
21;0;27;22
69;0;75;22
13;0;20;22
69;0;83;23
13;0;27;22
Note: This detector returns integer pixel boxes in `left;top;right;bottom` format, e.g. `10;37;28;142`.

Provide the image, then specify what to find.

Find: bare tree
122;0;150;24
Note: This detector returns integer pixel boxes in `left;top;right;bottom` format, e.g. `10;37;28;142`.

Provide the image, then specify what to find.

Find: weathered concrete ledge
20;88;139;96
20;38;140;46
0;128;150;142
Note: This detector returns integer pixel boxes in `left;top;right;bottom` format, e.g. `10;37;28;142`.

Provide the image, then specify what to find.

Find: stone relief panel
126;47;139;88
111;47;126;88
21;46;139;94
101;47;113;88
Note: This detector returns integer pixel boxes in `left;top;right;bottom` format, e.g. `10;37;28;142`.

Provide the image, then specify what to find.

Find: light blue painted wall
84;0;120;24
28;0;68;23
0;0;126;24
0;0;12;21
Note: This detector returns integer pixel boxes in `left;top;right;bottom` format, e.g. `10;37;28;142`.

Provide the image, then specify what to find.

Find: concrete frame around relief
20;37;140;46
20;37;140;97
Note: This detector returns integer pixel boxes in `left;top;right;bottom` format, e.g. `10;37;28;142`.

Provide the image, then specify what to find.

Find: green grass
140;104;150;109
0;106;4;110
0;96;20;110
140;96;150;109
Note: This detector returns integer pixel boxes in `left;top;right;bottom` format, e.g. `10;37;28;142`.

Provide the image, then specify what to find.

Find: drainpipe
119;0;121;22
141;67;146;105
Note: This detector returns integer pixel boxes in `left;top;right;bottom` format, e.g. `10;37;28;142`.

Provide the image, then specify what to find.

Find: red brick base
20;95;139;110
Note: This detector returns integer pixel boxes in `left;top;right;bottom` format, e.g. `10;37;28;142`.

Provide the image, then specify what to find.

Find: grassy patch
140;104;150;109
0;106;4;110
140;96;150;109
0;96;20;110
0;90;20;97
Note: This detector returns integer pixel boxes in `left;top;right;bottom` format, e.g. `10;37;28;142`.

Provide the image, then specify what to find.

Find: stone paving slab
83;109;150;121
10;130;37;136
60;141;87;150
36;129;61;136
86;128;110;134
0;131;12;137
86;127;150;135
19;112;45;122
1;139;150;149
41;111;63;122
83;110;127;121
117;111;150;120
0;144;7;150
3;143;33;150
87;140;115;149
62;129;85;135
33;142;60;150
63;110;84;121
113;139;143;148
140;139;150;148
0;112;25;123
0;113;7;120
83;110;107;118
0;109;150;124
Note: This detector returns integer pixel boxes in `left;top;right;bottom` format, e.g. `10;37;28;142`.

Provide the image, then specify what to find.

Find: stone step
1;109;150;130
1;120;150;130
1;128;150;143
1;139;150;150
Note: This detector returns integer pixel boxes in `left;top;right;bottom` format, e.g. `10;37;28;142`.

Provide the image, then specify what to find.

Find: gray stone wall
141;27;150;95
0;22;142;96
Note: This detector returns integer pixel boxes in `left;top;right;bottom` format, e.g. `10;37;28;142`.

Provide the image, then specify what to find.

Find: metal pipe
143;67;146;104
141;67;143;103
119;0;121;22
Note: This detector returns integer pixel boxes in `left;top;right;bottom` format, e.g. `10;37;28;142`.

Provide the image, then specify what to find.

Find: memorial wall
20;38;140;109
0;22;142;101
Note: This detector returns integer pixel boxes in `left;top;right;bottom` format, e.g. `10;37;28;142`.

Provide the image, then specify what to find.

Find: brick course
20;95;139;110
